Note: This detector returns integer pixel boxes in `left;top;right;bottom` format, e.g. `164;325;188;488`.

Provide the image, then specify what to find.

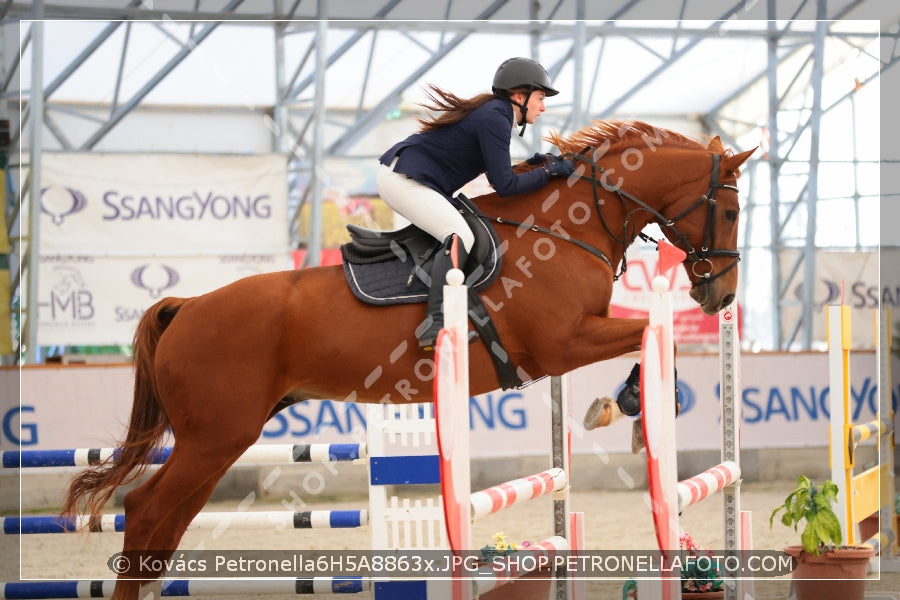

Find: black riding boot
418;235;469;351
615;362;681;417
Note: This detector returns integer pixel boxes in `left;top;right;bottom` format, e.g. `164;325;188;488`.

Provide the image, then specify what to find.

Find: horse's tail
60;297;187;522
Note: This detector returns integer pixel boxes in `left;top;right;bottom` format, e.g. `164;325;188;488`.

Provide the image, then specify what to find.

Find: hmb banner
37;254;292;346
39;153;289;255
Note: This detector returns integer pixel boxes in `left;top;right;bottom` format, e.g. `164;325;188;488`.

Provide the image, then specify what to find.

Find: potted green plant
770;476;874;600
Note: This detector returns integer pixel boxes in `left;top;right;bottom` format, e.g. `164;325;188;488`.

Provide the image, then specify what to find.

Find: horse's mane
546;119;723;155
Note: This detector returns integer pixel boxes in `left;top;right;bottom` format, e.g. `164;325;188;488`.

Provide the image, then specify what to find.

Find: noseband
565;150;741;288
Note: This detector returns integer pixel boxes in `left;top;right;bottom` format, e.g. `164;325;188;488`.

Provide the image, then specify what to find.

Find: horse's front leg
567;316;680;442
557;315;648;366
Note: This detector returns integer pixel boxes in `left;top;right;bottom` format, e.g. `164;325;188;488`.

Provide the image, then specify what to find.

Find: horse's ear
706;135;724;153
723;147;757;172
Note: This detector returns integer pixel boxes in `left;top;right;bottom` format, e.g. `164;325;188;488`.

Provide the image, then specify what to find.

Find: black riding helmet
492;57;559;136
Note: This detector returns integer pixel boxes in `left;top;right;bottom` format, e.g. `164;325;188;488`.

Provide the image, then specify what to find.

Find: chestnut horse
62;120;754;599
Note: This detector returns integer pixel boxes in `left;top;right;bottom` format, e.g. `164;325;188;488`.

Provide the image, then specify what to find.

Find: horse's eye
724;210;738;223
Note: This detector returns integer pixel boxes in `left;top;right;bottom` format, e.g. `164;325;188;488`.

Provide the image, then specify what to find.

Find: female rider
377;57;575;350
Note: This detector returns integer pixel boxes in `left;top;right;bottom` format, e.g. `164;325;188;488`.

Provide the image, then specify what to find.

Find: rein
488;215;614;272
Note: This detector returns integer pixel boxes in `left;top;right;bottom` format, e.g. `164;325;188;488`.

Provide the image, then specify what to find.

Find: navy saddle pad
340;195;502;305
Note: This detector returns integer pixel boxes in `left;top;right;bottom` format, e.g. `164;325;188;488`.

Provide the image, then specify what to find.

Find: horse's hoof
631;419;645;454
138;580;164;600
583;396;621;430
616;362;642;416
616;386;642;416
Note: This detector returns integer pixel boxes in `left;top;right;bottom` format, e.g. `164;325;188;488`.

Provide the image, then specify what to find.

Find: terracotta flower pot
858;514;879;542
783;545;874;600
681;591;724;599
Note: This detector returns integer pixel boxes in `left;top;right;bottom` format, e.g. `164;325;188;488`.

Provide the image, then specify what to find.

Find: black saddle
339;195;522;391
340;194;502;305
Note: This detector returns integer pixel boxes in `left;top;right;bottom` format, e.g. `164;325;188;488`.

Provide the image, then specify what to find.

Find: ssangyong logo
793;280;842;312
40;186;88;225
130;264;180;298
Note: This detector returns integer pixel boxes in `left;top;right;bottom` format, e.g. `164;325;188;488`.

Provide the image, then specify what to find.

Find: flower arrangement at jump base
477;532;552;600
479;532;533;560
678;532;724;596
621;531;724;599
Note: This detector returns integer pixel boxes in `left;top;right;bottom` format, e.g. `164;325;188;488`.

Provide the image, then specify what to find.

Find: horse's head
547;121;756;315
656;136;756;314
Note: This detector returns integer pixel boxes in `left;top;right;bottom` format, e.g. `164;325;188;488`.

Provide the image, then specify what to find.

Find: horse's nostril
720;294;736;310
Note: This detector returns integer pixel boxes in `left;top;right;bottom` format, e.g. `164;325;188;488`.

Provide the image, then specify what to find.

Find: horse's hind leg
143;454;239;552
110;458;177;600
136;459;239;599
112;438;259;599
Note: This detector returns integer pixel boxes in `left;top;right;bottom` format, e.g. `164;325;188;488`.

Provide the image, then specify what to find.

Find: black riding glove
526;152;549;165
543;155;575;178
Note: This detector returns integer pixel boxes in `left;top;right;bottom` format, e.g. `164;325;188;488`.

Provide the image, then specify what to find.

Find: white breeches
376;160;475;252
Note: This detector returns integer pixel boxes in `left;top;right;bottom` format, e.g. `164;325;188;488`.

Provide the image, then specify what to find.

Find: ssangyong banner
780;249;890;348
6;352;894;455
40;153;289;255
37;254;292;346
609;248;735;345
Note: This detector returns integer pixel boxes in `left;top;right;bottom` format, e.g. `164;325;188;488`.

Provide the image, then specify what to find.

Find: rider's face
511;90;547;124
525;91;547;123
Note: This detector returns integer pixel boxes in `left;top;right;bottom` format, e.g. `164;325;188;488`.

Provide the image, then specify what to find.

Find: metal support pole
571;2;586;133
766;3;783;349
550;375;569;600
307;5;327;267
801;4;827;349
720;304;742;600
272;17;289;153
26;7;43;364
528;0;540;153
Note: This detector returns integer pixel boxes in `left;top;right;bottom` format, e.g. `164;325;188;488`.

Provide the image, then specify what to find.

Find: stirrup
418;323;479;352
418;316;443;351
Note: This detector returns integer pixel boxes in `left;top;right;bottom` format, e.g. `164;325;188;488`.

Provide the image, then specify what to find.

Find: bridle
482;150;741;289
563;149;741;288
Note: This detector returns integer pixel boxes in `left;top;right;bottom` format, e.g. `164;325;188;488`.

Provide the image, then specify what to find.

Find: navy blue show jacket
379;97;549;199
